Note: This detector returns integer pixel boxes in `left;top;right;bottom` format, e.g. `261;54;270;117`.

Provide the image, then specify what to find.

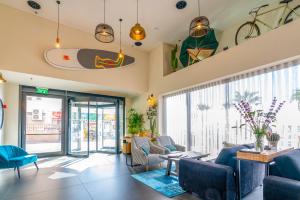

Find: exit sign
35;87;49;95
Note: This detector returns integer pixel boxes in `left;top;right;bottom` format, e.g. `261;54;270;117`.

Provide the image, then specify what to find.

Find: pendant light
95;0;114;43
130;0;146;41
189;0;210;38
0;73;7;83
55;1;61;48
118;18;124;59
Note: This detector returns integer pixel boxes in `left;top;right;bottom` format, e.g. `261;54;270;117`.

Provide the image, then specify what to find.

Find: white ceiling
0;0;275;51
1;70;137;97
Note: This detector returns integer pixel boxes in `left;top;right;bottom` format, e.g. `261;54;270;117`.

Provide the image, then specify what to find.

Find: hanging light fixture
55;1;61;48
95;0;114;43
118;18;124;59
130;0;146;41
189;0;210;38
0;73;7;83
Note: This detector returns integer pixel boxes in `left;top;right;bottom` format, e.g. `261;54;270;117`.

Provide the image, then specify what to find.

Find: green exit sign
35;87;49;95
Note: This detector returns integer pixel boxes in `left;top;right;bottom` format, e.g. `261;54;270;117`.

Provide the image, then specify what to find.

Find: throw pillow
165;144;177;152
140;145;150;156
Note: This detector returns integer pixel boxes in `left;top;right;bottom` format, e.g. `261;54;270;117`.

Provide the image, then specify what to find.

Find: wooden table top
237;147;294;163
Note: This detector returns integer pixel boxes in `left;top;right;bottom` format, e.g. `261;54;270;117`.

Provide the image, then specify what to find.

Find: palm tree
233;91;261;105
291;89;300;111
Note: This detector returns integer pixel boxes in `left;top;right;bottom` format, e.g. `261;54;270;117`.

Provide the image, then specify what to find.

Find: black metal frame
19;85;125;157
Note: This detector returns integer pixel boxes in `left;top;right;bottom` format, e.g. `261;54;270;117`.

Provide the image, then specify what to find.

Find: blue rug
131;168;186;198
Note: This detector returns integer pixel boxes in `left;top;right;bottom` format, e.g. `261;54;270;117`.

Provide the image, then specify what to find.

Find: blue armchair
264;149;300;200
179;145;265;200
0;145;38;178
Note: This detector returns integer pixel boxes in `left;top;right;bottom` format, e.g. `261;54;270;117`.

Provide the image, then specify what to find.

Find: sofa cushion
9;154;38;167
165;144;177;152
215;145;247;169
273;149;300;181
140;145;150;156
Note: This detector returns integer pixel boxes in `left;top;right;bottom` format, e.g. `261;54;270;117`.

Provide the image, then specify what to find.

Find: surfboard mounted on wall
44;48;135;70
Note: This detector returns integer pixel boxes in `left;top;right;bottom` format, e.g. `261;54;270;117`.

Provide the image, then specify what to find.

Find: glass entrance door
69;100;90;157
69;99;118;156
23;95;64;156
97;106;117;153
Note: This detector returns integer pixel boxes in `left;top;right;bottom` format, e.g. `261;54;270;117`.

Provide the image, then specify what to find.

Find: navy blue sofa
179;145;265;200
264;149;300;200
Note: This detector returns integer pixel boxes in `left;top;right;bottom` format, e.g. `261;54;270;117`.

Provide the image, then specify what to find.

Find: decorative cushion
215;145;247;169
165;144;177;152
140;145;150;156
273;149;300;181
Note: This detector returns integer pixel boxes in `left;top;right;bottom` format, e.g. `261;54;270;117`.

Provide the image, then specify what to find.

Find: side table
236;147;293;200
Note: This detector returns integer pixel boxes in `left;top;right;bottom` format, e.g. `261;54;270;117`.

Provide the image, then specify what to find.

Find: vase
269;140;279;150
255;134;265;152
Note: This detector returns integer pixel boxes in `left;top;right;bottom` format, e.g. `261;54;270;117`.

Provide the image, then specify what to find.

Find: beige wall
146;19;300;96
132;19;300;133
3;83;19;146
0;84;5;144
0;4;149;96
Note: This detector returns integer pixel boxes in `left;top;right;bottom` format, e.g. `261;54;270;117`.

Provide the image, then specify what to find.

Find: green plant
291;89;300;110
171;45;179;71
127;108;144;135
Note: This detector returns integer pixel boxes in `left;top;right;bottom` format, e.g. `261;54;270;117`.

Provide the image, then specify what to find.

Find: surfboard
44;48;135;70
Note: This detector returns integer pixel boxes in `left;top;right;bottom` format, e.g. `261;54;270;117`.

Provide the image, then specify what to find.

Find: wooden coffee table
159;151;209;176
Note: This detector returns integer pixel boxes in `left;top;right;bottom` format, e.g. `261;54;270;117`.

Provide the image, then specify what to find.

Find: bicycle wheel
235;22;260;45
284;5;300;24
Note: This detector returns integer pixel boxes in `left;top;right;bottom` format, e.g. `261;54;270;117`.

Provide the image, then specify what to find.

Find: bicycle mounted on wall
235;0;300;45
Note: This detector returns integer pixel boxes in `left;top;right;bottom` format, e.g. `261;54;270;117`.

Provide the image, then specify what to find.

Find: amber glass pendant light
130;0;146;41
55;1;61;48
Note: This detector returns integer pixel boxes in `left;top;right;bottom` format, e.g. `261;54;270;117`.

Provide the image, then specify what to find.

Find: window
163;59;300;156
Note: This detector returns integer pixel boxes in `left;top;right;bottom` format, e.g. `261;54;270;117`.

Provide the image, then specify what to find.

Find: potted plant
267;133;280;150
234;97;285;152
127;108;144;135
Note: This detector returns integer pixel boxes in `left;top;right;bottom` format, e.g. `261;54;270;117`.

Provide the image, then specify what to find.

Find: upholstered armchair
264;149;300;200
131;136;165;170
157;136;185;154
179;145;265;200
0;145;38;178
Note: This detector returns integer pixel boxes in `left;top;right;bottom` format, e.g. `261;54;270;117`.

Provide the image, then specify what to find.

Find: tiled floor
0;154;262;200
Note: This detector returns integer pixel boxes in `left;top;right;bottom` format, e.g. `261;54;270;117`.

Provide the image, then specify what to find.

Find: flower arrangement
234;97;285;151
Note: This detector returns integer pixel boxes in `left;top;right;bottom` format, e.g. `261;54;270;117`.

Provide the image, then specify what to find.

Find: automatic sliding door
69;100;89;157
97;106;117;153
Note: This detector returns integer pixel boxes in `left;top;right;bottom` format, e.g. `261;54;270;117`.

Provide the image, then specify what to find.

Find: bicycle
235;0;300;45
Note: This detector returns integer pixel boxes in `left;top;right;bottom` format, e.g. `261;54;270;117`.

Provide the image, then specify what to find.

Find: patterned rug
131;168;186;198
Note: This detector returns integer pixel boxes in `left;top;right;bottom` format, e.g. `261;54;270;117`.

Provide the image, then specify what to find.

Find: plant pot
269;140;279;150
255;134;265;152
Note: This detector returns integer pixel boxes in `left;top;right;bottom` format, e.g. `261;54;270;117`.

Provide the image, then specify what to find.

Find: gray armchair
131;136;165;170
157;136;186;154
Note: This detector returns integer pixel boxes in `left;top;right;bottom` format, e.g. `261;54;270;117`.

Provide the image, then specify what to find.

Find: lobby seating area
1;0;300;200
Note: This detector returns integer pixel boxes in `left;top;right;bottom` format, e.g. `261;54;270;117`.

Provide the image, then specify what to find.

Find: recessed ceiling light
135;42;142;47
176;1;187;10
27;1;41;10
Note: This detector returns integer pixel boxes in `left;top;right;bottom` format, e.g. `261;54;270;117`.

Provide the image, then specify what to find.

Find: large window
163;60;300;156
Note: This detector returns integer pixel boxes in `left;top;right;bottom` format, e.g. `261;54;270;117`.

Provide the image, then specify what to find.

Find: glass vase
255;134;265;152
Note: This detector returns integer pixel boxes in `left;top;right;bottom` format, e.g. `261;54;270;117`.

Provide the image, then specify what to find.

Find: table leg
237;159;241;200
265;163;269;176
166;160;172;176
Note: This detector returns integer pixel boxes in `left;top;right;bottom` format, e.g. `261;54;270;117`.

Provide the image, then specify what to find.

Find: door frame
20;92;66;157
67;98;119;156
19;85;125;157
